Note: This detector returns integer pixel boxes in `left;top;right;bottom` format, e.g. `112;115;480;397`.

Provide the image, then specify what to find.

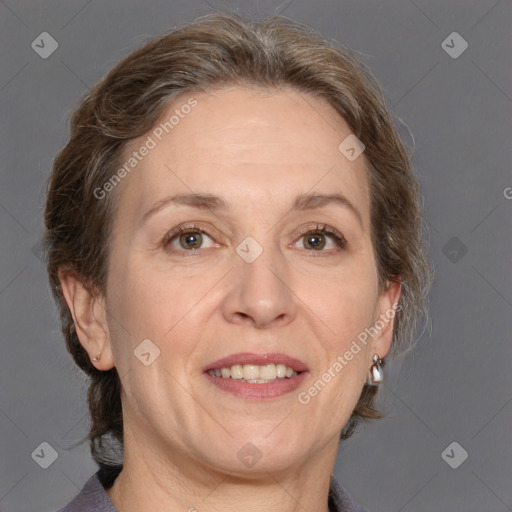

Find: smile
203;353;308;399
206;363;298;383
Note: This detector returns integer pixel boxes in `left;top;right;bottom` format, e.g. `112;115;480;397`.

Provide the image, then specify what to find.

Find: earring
367;354;384;385
92;352;102;363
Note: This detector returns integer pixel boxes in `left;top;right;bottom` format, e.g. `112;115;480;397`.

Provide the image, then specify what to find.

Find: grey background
0;1;511;511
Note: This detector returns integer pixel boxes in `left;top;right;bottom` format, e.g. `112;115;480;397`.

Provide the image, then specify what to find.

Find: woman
45;12;432;512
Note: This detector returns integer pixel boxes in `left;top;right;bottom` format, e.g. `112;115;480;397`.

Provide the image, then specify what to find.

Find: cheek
105;257;211;364
298;259;379;350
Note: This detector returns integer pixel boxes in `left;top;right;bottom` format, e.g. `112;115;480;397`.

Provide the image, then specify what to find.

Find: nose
221;242;297;329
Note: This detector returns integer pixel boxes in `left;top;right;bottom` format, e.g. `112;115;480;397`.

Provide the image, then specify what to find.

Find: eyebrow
142;191;364;230
293;192;364;230
142;193;227;223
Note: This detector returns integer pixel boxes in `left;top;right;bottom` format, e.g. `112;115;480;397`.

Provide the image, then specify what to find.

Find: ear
58;268;115;370
370;278;402;360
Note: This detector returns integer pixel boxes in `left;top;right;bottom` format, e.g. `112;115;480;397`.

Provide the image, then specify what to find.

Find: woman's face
101;86;400;475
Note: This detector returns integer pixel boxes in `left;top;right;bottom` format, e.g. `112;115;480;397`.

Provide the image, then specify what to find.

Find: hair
44;12;433;477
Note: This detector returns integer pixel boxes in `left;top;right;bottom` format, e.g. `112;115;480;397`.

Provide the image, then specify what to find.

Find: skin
60;86;400;512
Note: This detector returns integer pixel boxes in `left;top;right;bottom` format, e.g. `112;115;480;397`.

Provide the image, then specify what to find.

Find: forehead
115;86;370;226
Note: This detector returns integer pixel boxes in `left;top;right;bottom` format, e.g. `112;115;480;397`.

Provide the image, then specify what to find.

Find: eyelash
295;224;347;255
162;224;213;255
162;223;347;256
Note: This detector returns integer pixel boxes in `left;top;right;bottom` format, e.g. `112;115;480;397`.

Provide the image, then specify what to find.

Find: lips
203;352;309;373
203;352;309;400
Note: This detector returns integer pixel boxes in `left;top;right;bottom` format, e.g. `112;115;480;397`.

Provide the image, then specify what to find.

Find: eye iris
305;234;325;250
180;232;202;249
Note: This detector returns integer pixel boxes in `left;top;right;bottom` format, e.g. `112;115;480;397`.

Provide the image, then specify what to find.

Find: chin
199;427;314;475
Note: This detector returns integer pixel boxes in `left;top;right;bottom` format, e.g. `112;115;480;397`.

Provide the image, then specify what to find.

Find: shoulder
55;472;118;512
328;475;370;512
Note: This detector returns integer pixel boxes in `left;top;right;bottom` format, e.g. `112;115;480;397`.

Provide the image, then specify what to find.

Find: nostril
234;312;252;323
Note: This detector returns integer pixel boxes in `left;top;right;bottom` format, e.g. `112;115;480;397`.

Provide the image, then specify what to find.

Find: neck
105;427;339;512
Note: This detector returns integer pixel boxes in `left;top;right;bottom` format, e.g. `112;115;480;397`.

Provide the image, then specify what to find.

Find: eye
163;225;217;254
293;224;347;253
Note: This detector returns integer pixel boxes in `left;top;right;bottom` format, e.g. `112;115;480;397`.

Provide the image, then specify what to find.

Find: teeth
230;364;243;379
207;363;299;381
276;364;287;378
243;364;260;380
259;364;276;380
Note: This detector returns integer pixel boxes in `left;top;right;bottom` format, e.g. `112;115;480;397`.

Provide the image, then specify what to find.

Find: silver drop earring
366;354;384;385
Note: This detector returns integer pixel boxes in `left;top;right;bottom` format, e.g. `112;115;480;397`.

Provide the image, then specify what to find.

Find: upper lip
203;352;309;373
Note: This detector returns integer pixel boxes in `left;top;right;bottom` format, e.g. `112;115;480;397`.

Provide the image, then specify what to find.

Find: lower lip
204;372;308;399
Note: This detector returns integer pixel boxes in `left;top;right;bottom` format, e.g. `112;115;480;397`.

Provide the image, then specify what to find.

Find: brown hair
44;12;433;471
